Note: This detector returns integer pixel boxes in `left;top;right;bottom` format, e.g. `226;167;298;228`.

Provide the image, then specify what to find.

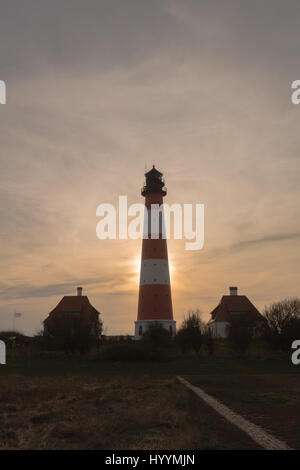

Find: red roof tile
209;295;266;326
44;296;100;324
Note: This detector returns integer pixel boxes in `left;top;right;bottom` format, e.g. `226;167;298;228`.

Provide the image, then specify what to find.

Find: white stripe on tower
139;259;170;286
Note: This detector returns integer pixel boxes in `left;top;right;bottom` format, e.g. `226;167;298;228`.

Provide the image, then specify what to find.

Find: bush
175;328;192;354
43;318;101;354
203;329;215;355
0;330;22;340
142;323;171;348
100;335;133;345
229;322;253;353
98;343;168;362
0;330;31;348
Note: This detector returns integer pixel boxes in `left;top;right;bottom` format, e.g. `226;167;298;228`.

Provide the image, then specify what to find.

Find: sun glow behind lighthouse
133;256;141;280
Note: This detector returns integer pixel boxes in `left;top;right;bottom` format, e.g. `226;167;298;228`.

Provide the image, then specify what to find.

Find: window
169;325;173;335
139;326;143;336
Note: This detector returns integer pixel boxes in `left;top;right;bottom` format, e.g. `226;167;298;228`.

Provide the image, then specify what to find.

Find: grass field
0;375;262;450
0;342;299;450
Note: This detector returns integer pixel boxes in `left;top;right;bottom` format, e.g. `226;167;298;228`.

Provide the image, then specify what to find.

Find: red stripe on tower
135;166;176;340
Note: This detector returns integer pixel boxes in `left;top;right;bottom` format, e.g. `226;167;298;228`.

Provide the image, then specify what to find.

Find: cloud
1;1;300;333
0;274;130;301
233;232;300;249
0;0;177;78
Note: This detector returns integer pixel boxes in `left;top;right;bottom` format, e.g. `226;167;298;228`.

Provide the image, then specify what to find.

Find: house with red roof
207;286;266;338
44;287;101;338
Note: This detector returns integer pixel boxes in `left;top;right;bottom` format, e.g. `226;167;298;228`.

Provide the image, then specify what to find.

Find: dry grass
0;375;260;450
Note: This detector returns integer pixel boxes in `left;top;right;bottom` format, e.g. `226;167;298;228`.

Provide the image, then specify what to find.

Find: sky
1;0;300;335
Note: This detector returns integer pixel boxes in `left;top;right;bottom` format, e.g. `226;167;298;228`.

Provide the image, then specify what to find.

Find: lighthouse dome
142;165;166;196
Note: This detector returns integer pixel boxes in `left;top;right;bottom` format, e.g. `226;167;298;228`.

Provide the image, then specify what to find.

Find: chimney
229;286;238;296
77;287;83;296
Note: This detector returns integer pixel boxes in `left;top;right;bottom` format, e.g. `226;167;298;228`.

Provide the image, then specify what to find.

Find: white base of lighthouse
134;320;176;340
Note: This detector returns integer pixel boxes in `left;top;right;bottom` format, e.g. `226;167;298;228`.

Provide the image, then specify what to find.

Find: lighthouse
135;166;176;340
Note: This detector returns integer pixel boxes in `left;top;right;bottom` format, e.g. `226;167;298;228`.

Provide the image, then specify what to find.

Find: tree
263;298;300;350
43;317;102;354
181;309;205;332
176;309;204;354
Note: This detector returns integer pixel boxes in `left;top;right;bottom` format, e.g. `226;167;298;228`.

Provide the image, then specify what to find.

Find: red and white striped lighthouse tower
135;166;176;340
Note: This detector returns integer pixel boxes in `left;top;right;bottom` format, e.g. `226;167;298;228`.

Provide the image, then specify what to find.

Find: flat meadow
0;341;299;450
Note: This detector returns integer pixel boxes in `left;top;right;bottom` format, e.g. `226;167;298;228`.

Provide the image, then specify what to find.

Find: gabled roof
209;295;266;326
44;296;100;324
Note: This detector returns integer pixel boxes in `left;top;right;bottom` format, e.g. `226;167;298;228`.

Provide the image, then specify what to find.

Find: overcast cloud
0;1;300;334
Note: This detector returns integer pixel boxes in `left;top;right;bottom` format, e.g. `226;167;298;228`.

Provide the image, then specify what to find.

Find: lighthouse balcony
141;185;167;196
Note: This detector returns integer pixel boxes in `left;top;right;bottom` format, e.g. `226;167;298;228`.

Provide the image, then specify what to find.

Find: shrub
43;318;101;354
142;323;171;348
100;335;133;345
175;328;192;354
229;322;253;353
0;330;30;348
98;343;167;362
203;329;215;355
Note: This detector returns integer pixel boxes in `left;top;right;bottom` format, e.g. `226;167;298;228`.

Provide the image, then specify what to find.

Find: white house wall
209;321;230;338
